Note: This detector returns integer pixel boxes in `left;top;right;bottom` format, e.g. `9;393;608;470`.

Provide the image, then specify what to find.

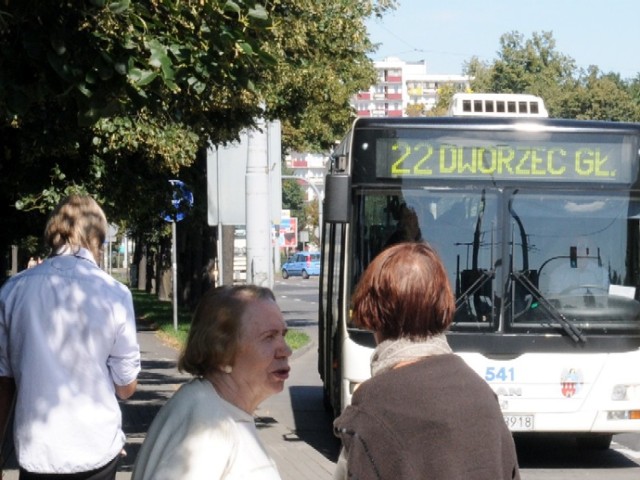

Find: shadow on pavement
515;434;639;469
289;385;340;462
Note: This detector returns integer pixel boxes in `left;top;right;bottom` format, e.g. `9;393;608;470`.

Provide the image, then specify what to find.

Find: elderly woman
132;285;292;480
333;242;520;480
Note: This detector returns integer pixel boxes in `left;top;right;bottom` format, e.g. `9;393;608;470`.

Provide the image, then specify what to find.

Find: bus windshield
351;188;640;337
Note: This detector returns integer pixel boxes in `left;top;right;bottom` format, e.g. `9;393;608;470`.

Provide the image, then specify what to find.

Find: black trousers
19;454;119;480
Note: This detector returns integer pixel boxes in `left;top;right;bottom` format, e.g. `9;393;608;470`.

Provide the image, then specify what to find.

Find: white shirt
132;378;282;480
0;247;140;473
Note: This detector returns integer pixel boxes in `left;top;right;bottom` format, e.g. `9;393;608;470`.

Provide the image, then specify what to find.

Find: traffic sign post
164;180;193;330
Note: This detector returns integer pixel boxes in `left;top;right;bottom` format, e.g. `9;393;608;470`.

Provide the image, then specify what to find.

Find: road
274;276;640;480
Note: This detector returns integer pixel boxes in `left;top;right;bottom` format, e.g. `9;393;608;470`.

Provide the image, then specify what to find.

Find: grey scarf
370;334;453;377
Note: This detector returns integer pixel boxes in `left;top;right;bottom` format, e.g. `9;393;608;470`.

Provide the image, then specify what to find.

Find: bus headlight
611;384;640;401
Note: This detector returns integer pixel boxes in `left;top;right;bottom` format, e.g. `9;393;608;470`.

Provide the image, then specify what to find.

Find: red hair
351;242;455;340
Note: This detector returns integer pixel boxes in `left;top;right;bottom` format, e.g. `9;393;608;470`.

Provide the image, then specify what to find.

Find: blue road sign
164;179;194;222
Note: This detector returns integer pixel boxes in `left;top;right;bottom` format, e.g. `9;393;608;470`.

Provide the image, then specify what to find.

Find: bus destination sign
375;136;635;183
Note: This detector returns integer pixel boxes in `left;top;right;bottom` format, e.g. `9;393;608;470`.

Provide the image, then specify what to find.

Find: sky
366;0;640;79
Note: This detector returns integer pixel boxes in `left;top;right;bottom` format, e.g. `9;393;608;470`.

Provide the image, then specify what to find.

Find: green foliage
464;30;640;122
93;114;200;174
0;0;278;251
405;103;425;117
426;83;461;117
282;174;306;223
261;0;390;151
0;0;397;285
0;0;272;124
132;288;192;347
285;330;310;350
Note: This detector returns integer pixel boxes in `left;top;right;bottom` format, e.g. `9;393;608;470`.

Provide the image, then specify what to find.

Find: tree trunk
156;239;170;301
221;225;235;285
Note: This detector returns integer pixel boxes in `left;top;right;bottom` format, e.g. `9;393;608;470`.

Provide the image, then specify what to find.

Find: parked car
281;252;321;279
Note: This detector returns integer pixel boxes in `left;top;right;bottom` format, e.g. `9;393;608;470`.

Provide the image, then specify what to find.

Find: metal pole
172;220;178;330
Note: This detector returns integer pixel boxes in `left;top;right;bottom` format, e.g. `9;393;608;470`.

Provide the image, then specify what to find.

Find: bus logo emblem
560;368;583;398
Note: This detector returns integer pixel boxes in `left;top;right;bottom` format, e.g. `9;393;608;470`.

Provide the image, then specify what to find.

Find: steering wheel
558;284;608;296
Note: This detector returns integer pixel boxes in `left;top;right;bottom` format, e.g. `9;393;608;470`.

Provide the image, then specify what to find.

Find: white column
246;117;271;287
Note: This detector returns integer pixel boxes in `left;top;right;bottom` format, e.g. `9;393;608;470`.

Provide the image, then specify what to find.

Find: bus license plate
504;415;534;431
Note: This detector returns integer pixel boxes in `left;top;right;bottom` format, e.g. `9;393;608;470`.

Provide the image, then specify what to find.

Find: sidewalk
124;324;339;479
2;292;339;479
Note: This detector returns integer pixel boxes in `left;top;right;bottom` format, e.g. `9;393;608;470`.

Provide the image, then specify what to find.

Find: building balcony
291;159;308;168
378;75;402;84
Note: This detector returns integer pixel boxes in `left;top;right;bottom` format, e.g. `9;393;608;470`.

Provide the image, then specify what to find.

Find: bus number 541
485;367;515;382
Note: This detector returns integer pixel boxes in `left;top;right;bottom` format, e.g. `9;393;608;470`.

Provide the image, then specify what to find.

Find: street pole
246;117;272;287
171;220;178;330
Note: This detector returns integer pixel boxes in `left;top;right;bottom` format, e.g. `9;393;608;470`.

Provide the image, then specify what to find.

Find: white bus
319;114;640;449
447;92;548;118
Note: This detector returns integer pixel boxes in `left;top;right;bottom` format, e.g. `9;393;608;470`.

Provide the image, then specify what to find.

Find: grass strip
131;288;310;351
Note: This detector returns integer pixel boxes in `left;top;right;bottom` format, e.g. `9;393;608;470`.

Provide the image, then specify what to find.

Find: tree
406;103;425;117
463;30;640;122
426;83;460;117
0;0;276;280
261;0;396;151
562;68;640;121
303;199;320;245
0;0;398;292
282;176;306;224
465;31;577;116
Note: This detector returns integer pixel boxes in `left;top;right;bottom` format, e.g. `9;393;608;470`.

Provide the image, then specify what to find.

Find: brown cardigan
334;354;520;480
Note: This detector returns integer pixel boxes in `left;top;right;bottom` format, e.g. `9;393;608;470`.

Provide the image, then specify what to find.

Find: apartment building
285;151;326;203
353;57;471;117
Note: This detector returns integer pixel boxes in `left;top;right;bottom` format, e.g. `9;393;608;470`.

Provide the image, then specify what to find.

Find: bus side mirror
324;174;350;223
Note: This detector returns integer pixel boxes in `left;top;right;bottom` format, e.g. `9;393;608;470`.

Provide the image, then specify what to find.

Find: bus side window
496;101;505;113
485;100;494;113
474;99;483;112
462;99;472;112
530;102;539;114
508;101;516;113
518;101;528;114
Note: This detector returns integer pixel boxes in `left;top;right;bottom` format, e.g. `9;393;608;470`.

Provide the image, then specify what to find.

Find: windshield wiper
455;269;495;309
512;271;587;344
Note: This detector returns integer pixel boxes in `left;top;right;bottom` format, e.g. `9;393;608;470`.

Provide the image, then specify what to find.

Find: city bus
319;114;640;449
447;92;548;118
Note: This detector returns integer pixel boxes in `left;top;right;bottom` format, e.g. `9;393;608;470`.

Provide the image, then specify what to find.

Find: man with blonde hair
0;194;140;480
